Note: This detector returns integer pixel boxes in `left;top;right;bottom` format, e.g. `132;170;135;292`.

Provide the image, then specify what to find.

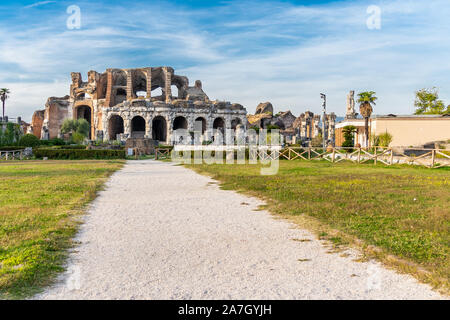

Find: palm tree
0;88;11;120
357;91;377;147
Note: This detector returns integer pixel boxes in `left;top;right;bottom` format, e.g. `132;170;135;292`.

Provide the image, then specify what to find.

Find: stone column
126;70;133;100
328;113;336;146
145;115;152;138
164;67;172;103
104;70;113;107
146;68;152;99
124;116;131;138
313;115;320;138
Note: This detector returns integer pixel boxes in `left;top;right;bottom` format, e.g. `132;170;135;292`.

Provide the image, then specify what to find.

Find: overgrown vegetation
61;119;90;144
0;123;22;146
0;160;124;299
188;161;450;293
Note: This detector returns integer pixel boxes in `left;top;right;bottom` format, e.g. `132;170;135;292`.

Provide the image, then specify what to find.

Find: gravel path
35;160;443;300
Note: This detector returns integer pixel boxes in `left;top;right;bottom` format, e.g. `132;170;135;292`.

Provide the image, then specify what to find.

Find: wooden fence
156;146;450;169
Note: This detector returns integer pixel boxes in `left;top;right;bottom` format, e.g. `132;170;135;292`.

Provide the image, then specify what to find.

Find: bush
18;134;40;147
0;146;26;151
49;138;66;146
34;149;126;160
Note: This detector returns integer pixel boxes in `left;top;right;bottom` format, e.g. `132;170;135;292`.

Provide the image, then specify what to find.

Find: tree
342;125;357;148
61;119;90;143
0;88;10;119
357;91;377;147
414;87;449;115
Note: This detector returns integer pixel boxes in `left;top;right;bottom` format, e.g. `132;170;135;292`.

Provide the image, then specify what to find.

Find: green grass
0;160;124;299
187;161;450;293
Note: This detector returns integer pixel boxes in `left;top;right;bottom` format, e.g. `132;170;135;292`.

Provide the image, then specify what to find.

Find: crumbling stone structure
247;103;336;146
30;67;248;144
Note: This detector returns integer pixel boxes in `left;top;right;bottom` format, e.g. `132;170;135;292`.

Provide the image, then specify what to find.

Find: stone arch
112;69;127;86
231;118;242;130
195;116;207;133
75;105;92;139
131;116;146;138
213;117;225;131
152;116;167;142
115;88;127;105
108;115;124;140
173;116;188;130
133;70;147;98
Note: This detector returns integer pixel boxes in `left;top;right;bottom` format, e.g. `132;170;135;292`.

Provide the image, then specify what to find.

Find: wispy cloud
1;0;449;120
24;1;56;9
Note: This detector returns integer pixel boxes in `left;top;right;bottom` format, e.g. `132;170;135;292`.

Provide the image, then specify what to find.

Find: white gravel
35;160;443;300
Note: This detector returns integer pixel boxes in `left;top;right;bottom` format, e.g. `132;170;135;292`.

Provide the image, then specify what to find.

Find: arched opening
131;116;146;138
133;71;147;98
173;116;188;130
152;116;167;142
76;93;85;101
194;117;206;133
231;118;242;130
171;85;179;99
213;117;225;131
213;117;225;144
115;88;127;105
75;105;92;139
113;70;127;86
151;87;163;101
108;115;124;140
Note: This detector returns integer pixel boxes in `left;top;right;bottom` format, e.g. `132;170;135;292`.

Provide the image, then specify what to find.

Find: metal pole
320;93;326;149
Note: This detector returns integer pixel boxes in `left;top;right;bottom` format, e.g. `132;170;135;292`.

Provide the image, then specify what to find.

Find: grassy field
0;160;124;299
187;161;450;293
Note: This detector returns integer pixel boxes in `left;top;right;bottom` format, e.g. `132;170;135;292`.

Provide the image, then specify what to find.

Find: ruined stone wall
31;110;45;139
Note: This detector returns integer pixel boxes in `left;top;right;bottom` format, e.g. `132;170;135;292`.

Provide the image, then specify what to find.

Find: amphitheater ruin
30;66;248;144
29;66;338;147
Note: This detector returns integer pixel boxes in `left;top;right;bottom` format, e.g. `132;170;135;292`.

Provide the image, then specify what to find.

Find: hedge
0;146;26;151
34;149;126;160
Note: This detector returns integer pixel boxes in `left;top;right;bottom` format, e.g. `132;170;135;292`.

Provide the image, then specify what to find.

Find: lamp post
320;93;326;149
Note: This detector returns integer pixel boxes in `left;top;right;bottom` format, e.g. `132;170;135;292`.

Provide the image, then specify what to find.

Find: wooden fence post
431;149;435;168
374;148;377;165
332;148;335;163
308;147;311;160
390;148;393;165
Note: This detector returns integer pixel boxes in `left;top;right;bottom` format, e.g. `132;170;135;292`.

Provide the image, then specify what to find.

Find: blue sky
1;0;450;121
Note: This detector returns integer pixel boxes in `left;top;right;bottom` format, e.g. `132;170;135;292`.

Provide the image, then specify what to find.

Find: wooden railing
155;146;450;169
155;148;171;160
274;147;450;168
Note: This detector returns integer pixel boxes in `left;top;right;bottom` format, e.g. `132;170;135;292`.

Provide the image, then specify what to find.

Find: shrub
378;132;393;147
18;134;40;147
71;132;86;144
342;125;357;148
34;149;126;160
49;138;66;146
0;146;26;151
